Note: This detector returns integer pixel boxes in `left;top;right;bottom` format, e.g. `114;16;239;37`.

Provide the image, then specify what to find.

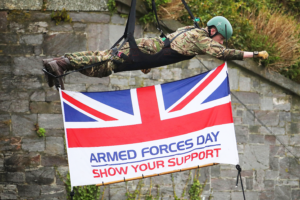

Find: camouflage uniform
64;26;244;78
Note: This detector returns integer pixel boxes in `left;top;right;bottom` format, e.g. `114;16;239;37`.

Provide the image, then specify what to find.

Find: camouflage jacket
120;26;244;60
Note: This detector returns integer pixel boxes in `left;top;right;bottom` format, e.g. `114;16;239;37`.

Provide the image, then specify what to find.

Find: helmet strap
208;26;219;38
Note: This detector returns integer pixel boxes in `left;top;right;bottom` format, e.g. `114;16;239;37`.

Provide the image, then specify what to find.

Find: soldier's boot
45;58;73;90
43;56;65;87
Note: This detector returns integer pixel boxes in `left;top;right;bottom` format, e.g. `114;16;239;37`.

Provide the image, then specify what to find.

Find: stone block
264;180;274;189
69;12;110;22
0;190;17;200
65;72;110;85
270;157;279;171
109;182;127;200
249;134;264;144
0;56;12;74
212;192;230;200
289;135;300;146
242;145;269;170
273;97;291;111
232;191;258;200
161;69;173;80
278;180;299;186
108;24;126;47
265;135;276;145
43;33;86;56
40;185;66;198
0;114;11;136
279;157;300;179
86;24;109;50
291;112;300;122
220;169;237;178
286;146;300;157
7;172;25;183
45;137;65;155
5;153;40;172
64;83;87;92
42;155;68;167
0;33;18;44
292;190;300;200
246;177;253;190
111;14;126;24
242;110;255;125
44;129;64;137
134;24;143;38
30;102;61;114
211;165;220;177
232;91;260;105
170;68;182;80
265;170;278;180
0;11;8;32
87;84;111;92
38;114;64;129
1;75;42;90
234;125;249;143
255;111;279;126
47;0;108;11
228;68;239;91
49;23;73;32
20;34;43;45
8;21;25;33
25;167;54;185
275;185;291;200
0;100;29;113
55;166;69;185
18;185;41;197
238;76;251;91
12;114;37;136
30;90;46;101
45;89;60;101
261;96;273;111
0;137;21;151
0;45;34;55
111;77;129;86
269;145;285;157
259;190;275;200
22;138;45;152
211;178;236;191
28;22;48;33
287;122;299;134
73;23;86;31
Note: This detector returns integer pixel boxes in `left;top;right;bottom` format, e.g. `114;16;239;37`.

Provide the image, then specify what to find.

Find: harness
43;0;202;87
112;0;201;72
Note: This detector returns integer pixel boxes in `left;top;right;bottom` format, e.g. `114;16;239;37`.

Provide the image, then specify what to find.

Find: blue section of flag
161;71;209;110
63;102;97;122
202;75;230;104
82;90;134;115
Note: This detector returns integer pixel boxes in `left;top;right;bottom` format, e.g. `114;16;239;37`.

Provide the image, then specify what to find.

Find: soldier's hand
141;69;151;74
254;51;269;60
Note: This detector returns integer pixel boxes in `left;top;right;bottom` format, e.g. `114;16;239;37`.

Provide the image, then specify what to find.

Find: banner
60;62;239;187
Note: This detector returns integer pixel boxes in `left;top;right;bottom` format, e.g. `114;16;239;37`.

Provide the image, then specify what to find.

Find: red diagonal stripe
169;63;225;112
62;91;117;121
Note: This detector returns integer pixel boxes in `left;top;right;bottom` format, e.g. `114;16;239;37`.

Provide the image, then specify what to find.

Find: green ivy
51;8;72;25
107;0;117;14
56;170;104;200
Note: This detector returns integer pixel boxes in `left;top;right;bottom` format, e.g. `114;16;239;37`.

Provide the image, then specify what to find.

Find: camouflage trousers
64;50;116;78
64;37;164;78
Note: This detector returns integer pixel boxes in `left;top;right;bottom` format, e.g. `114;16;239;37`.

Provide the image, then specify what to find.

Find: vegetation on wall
51;8;72;25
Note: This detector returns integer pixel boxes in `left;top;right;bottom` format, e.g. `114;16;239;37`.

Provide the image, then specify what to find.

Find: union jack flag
61;62;233;148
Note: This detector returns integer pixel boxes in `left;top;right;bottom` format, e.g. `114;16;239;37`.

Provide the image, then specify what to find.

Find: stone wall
0;8;300;200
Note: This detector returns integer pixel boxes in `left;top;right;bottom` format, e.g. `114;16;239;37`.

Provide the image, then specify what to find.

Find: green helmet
207;16;233;40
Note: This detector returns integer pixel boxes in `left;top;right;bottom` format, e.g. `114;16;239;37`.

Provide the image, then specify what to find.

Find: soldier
43;16;269;89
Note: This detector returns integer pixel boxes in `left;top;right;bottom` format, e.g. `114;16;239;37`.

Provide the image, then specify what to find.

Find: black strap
152;0;166;38
236;165;246;200
181;0;200;28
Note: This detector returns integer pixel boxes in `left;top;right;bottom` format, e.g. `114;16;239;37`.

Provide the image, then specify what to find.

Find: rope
70;190;75;200
236;165;246;200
